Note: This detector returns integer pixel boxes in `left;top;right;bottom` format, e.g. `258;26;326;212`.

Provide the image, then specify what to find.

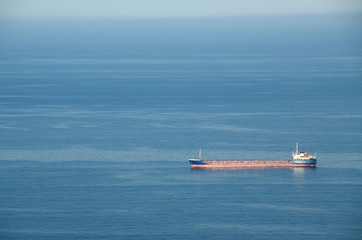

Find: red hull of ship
191;164;316;168
190;160;316;168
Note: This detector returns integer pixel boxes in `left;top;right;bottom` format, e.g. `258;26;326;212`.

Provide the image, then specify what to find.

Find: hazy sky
1;0;362;18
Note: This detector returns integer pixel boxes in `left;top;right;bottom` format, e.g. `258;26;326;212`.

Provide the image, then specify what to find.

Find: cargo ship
189;143;317;168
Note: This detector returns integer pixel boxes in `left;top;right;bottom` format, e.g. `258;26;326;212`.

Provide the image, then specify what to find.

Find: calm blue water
0;15;362;239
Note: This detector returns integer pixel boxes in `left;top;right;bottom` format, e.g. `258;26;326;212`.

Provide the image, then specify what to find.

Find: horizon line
1;11;362;20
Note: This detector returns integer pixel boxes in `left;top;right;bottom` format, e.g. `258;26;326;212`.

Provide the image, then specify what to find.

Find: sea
0;14;361;239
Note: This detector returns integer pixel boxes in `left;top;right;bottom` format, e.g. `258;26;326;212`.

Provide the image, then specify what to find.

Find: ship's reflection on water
292;167;317;176
292;167;306;176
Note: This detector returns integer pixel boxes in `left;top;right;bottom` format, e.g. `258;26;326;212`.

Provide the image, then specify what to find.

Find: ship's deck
203;160;291;164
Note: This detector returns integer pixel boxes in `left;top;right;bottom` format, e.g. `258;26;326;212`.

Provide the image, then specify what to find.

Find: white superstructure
292;143;316;161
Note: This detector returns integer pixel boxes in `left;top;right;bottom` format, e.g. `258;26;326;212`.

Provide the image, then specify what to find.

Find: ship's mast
296;142;299;154
199;148;202;159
